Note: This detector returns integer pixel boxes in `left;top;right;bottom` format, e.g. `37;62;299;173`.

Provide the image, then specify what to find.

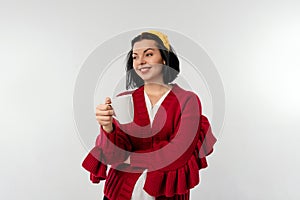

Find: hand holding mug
96;97;114;133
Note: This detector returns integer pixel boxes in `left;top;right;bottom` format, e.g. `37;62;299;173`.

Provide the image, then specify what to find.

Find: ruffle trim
82;146;108;183
143;115;217;197
144;138;212;197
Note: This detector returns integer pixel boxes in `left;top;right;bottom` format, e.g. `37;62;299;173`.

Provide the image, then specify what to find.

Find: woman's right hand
96;97;114;133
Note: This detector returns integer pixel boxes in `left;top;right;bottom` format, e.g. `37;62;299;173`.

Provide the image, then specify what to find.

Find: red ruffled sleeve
82;146;108;183
143;115;217;197
82;119;132;183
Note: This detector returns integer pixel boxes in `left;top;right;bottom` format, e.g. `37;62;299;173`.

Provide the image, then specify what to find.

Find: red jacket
82;84;217;200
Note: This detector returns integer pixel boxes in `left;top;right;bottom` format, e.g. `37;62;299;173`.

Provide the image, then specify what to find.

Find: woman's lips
138;66;151;73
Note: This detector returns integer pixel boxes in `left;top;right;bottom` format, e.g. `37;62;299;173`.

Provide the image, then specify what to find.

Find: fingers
96;109;114;116
96;97;113;110
105;97;111;105
96;104;110;111
96;115;112;125
95;97;114;126
96;104;112;111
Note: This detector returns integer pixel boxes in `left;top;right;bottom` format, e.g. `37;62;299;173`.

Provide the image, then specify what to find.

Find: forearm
97;121;132;165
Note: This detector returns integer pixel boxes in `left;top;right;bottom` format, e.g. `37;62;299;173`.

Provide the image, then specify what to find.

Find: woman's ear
163;60;166;65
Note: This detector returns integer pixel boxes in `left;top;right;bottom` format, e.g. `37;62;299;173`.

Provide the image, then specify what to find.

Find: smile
138;66;152;73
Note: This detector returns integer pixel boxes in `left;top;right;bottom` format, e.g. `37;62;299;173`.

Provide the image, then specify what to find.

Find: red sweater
82;84;217;200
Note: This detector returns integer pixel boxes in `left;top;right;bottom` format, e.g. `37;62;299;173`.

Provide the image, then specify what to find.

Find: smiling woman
82;30;217;200
125;31;180;90
132;41;165;81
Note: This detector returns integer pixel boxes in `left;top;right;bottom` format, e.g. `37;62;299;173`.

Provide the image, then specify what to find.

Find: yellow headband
143;30;170;51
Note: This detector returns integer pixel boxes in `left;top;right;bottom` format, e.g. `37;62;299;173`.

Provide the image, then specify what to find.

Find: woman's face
132;39;165;84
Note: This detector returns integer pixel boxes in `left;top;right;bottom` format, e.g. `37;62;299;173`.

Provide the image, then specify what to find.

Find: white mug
111;94;134;124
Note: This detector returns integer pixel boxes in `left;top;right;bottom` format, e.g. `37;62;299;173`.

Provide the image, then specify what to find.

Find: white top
144;90;171;126
130;89;171;200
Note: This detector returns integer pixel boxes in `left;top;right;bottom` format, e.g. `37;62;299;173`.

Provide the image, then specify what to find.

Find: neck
144;82;171;95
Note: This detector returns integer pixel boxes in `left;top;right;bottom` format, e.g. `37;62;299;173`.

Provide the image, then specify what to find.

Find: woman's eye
146;53;153;57
132;56;137;60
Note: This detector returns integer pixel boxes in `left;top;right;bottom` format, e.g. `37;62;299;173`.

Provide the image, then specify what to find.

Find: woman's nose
138;56;146;65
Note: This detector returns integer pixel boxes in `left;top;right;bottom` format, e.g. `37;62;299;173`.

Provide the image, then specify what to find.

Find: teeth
140;67;151;72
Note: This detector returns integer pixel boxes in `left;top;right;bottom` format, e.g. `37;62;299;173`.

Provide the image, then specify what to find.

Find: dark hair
125;32;180;89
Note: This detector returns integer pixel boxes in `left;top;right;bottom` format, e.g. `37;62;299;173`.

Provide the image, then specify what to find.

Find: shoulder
171;84;200;102
169;84;202;114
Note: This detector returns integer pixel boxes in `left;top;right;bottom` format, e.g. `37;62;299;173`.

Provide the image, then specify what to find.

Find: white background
1;0;300;199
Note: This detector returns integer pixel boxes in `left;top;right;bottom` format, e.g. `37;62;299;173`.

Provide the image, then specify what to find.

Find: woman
82;30;217;200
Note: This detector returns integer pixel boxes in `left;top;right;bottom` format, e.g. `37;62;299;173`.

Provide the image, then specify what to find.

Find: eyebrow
132;48;155;55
